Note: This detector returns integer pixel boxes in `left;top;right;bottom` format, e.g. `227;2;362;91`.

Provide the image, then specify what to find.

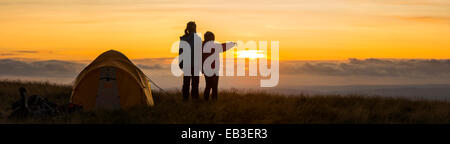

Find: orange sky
0;0;449;61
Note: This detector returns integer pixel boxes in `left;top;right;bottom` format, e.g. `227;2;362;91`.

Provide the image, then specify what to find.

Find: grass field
0;80;449;124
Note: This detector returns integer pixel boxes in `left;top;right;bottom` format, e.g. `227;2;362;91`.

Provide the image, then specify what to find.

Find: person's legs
211;76;219;100
204;76;212;101
191;76;200;99
182;76;191;101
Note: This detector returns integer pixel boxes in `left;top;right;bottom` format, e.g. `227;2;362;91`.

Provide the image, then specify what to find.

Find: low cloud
133;58;172;70
137;64;163;69
2;58;450;80
0;59;85;77
396;16;450;24
0;53;16;56
0;50;41;57
0;58;170;78
14;50;39;53
282;58;450;78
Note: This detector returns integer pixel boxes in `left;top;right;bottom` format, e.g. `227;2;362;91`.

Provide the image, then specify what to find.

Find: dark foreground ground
0;80;449;124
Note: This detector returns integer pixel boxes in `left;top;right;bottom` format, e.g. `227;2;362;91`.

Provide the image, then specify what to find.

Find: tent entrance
96;67;120;109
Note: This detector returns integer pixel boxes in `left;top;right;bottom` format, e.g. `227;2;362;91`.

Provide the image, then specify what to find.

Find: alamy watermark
170;33;279;87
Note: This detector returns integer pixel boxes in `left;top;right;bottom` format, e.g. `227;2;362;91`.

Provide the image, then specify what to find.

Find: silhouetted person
10;87;30;118
202;31;236;101
179;21;202;101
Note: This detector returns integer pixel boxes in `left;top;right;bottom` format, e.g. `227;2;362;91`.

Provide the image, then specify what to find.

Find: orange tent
70;50;154;110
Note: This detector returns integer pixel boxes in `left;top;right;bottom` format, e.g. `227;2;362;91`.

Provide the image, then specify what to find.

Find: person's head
204;31;215;42
184;21;197;35
19;87;27;99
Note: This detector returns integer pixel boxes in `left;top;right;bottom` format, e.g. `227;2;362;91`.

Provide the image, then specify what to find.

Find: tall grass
0;80;449;124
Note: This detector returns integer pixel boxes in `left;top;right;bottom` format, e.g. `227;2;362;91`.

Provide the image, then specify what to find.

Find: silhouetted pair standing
179;21;235;101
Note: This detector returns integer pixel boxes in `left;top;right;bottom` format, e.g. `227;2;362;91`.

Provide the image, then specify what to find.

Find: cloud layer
0;59;85;77
1;58;450;80
0;58;171;78
283;58;450;78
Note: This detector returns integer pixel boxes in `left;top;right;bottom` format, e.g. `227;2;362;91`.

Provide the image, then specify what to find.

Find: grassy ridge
0;80;449;124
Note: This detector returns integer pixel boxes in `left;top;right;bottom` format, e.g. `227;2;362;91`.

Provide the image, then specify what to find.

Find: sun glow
236;50;265;59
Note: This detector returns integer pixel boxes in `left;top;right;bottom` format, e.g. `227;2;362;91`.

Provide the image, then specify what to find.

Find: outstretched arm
221;42;236;52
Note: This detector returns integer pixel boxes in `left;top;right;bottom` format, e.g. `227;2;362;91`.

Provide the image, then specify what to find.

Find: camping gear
70;50;154;110
64;103;83;113
9;87;62;118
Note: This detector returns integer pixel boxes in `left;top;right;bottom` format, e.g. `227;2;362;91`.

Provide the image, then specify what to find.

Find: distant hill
0;80;449;124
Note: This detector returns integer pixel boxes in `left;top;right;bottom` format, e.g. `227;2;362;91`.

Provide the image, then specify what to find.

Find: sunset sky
0;0;449;61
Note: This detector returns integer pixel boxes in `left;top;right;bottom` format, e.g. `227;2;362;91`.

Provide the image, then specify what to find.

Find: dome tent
70;50;154;110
